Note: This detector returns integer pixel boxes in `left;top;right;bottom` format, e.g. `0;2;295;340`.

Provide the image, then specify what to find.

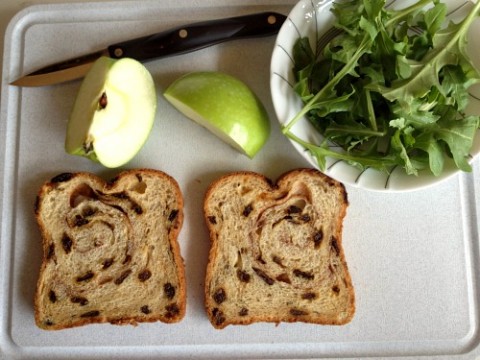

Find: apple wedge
164;72;270;158
65;56;157;168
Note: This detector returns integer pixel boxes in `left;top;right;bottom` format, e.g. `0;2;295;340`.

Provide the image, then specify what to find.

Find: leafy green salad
285;0;480;176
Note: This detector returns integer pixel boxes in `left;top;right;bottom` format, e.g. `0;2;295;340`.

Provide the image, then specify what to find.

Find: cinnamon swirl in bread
203;168;354;328
34;169;185;330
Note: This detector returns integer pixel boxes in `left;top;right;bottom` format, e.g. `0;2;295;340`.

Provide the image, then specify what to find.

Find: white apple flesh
65;56;157;168
164;72;270;158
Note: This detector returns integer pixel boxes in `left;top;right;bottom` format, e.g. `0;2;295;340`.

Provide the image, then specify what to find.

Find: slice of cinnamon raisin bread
204;168;354;329
34;169;185;330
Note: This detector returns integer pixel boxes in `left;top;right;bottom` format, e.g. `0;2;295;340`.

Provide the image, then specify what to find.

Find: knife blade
11;11;286;87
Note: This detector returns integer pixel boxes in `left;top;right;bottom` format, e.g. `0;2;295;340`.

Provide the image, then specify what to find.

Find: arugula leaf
374;8;480;104
414;132;444;176
424;3;447;36
286;0;480;176
435;115;479;171
391;126;418;175
292;37;315;73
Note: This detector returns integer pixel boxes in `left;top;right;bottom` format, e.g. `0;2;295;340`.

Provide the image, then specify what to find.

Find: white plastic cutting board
1;1;479;359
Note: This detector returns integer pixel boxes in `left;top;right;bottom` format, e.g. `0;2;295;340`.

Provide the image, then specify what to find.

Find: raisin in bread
34;169;185;330
204;168;354;328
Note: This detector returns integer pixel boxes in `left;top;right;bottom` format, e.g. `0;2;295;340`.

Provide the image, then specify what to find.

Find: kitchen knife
11;11;286;87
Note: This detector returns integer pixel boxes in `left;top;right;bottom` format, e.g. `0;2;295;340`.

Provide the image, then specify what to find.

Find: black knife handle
107;12;286;61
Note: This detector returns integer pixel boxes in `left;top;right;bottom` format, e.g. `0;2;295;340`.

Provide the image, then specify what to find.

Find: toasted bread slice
204;168;354;328
34;169;185;330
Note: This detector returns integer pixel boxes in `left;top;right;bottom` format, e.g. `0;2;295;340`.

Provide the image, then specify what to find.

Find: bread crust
34;169;185;330
203;168;354;329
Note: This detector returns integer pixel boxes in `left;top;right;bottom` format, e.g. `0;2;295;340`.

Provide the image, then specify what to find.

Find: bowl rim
270;0;480;192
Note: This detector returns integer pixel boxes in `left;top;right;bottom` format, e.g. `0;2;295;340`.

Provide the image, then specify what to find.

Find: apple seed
98;92;108;109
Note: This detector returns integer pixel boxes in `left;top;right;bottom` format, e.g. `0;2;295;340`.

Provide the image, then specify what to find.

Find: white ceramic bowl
270;0;480;192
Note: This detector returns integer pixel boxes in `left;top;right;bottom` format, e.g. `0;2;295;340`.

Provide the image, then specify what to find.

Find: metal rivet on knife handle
268;15;277;25
113;48;124;58
179;29;188;39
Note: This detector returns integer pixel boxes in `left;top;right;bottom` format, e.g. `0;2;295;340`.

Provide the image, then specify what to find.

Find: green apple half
164;72;270;158
65;56;157;168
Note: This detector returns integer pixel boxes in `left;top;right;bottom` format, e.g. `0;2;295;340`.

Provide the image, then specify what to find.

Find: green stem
444;0;480;47
461;0;480;31
385;0;433;28
364;89;378;131
285;130;398;169
325;125;386;138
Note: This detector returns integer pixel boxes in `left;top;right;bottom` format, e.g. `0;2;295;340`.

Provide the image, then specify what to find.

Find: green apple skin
65;56;157;168
164;72;270;158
